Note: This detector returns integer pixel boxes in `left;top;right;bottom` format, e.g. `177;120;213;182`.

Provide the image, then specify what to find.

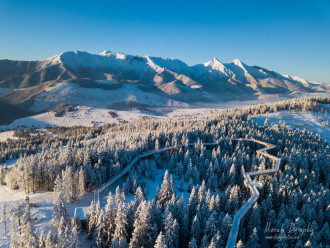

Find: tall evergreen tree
20;206;37;248
53;189;69;224
188;237;198;248
163;212;179;248
129;201;157;248
45;230;53;248
114;201;128;244
78;166;85;199
154;231;168;248
39;229;46;248
157;170;174;205
10;220;19;248
247;227;260;248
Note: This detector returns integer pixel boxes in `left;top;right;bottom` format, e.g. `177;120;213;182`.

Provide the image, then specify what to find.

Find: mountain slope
0;50;329;124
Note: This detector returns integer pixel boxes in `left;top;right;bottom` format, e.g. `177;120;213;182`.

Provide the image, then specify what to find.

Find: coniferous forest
0;97;329;248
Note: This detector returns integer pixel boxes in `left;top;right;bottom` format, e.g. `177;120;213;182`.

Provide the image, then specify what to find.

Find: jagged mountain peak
34;50;327;90
231;59;244;66
99;50;112;55
204;57;224;68
0;50;328;118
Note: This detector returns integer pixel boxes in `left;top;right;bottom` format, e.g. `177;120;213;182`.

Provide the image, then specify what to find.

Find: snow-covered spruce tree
204;210;218;240
53;187;69;224
93;201;104;246
56;216;68;247
247;227;260;248
190;211;202;246
20;205;37;248
62;167;75;203
38;229;46;248
104;193;116;245
1;203;9;238
163;211;179;248
236;239;244;248
248;203;261;233
10;219;20;248
87;200;96;240
154;231;167;248
129;201;157;248
113;201;128;244
157;170;174;205
188;237;197;248
78;166;85;199
45;230;54;248
69;219;80;248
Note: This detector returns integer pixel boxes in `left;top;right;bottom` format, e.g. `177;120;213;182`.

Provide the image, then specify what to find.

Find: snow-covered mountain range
0;50;329;124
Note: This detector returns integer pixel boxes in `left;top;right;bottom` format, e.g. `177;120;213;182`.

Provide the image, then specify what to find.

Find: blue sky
0;0;329;83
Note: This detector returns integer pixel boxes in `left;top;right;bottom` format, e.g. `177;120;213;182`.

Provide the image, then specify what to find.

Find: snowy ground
0;106;152;130
0;99;286;130
252;109;330;142
0;186;91;248
1;93;329;130
0;187;55;247
0;106;221;130
0;131;18;142
30;82;187;112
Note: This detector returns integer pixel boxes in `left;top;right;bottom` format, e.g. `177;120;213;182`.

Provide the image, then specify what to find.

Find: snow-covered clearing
0;131;17;142
0;186;91;248
0;105;232;130
252;109;330;142
0;106;217;130
166;108;216;117
0;106;152;130
2;95;329;131
0;99;289;130
0;187;55;247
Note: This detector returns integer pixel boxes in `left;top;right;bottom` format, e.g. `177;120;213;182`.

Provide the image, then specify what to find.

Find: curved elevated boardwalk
93;138;281;248
94;142;219;203
225;138;281;248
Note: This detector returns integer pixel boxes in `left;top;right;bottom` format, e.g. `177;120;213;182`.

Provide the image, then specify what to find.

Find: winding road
93;138;281;248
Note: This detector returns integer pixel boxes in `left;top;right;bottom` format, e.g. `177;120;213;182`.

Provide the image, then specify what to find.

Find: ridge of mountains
0;50;329;124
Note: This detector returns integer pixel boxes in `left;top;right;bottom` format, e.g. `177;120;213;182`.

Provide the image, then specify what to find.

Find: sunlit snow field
252;109;330;142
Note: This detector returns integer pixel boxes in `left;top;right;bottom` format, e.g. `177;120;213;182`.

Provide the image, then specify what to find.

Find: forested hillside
0;97;329;248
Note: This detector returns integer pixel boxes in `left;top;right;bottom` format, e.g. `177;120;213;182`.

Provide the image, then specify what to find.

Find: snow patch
30;82;185;112
0;131;18;142
252;109;330;142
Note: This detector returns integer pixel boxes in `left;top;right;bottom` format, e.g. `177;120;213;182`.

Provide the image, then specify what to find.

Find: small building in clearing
74;207;89;230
